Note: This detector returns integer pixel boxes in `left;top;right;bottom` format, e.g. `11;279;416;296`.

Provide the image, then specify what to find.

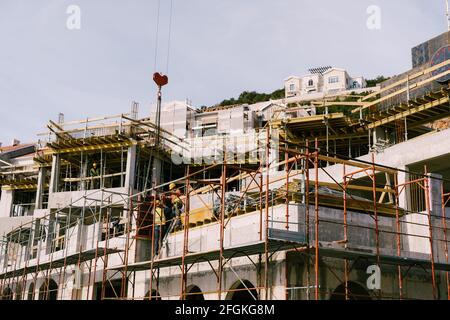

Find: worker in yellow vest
89;162;101;190
153;199;166;256
169;182;183;229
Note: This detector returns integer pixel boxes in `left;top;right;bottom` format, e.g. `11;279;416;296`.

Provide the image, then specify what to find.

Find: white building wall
349;76;366;89
323;69;349;92
0;189;13;218
284;77;301;97
301;74;322;95
152;101;190;138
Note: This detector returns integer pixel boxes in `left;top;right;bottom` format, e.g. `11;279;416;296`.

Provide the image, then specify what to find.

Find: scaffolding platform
317;246;450;272
0;248;122;280
108;234;450;273
107;237;305;272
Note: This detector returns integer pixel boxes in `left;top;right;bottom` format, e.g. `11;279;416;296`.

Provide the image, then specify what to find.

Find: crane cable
166;0;174;75
153;0;161;73
153;0;174;75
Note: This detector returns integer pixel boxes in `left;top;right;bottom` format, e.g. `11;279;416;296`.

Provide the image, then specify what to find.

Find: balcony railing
10;203;35;217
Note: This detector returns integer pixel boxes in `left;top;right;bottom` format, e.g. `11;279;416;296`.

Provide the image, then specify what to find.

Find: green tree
366;76;390;87
218;88;285;107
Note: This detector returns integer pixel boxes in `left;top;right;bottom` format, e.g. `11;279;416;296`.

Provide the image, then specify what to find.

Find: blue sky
0;0;447;143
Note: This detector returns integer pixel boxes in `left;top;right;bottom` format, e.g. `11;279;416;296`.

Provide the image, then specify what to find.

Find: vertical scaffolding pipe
441;187;450;299
0;232;5;297
264;127;270;300
44;218;56;300
217;160;226;300
120;195;133;298
424;167;437;299
258;146;263;299
405;74;410;142
285;144;289;230
31;220;45;300
180;165;190;300
8;225;22;299
14;227;26;300
394;173;404;299
371;153;381;299
305;139;311;300
58;203;73;300
343;164;349;300
325;105;329;165
100;193;112;300
20;220;33;300
258;129;263;242
86;259;94;300
90;207;103;300
149;191;157;300
1;230;12;299
314;138;319;300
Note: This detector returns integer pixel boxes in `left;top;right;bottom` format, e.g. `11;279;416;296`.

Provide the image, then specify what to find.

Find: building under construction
2;31;450;301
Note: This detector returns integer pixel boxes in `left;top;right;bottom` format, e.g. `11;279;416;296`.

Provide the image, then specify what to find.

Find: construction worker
89;162;101;189
153;199;166;256
161;195;172;231
169;182;183;229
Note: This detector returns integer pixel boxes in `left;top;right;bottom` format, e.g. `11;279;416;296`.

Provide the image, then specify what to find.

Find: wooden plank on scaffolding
355;59;450;104
317;155;397;174
271;112;346;128
353;69;450;113
317;180;395;194
50;141;133;154
366;95;450;129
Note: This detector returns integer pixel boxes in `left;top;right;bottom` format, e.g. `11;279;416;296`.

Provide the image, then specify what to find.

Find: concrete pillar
49;154;60;194
269;128;280;174
124;144;137;193
372;127;386;147
398;167;429;254
151;157;163;187
429;173;446;264
35;167;46;209
80;155;88;191
397;167;407;208
0;189;14;218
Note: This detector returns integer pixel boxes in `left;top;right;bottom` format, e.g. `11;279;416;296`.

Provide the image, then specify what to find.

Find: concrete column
124;144;137;193
49;154;60;194
429;173;446;264
151;157;163;187
80;155;88;191
398;167;427;254
397;167;407;208
269;129;280;174
0;189;13;218
372;127;386;148
35;167;46;209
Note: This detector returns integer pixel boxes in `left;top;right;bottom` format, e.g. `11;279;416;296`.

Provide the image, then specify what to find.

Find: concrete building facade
1;32;450;301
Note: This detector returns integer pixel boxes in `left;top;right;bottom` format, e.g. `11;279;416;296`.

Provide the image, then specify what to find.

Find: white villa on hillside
285;66;367;98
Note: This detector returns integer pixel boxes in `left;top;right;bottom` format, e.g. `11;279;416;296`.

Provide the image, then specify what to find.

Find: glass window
328;76;339;84
289;83;295;91
308;79;314;86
